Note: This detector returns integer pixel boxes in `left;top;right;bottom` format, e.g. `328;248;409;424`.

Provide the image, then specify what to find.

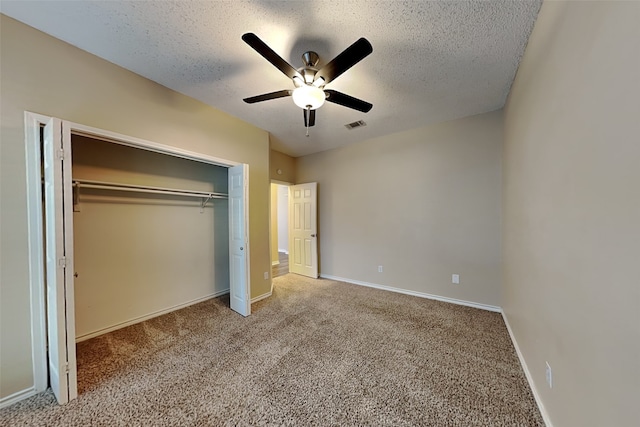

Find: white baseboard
501;311;554;427
76;289;229;342
272;260;280;266
320;274;501;312
251;291;272;303
0;387;37;409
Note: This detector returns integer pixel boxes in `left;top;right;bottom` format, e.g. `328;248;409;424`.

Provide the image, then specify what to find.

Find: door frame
269;180;292;261
269;180;292;286
24;111;250;401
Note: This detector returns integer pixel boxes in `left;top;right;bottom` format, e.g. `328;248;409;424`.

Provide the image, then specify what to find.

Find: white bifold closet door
228;164;250;316
43;117;77;404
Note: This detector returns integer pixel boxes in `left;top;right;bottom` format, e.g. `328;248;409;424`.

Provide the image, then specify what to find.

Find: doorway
25;113;251;405
270;181;319;280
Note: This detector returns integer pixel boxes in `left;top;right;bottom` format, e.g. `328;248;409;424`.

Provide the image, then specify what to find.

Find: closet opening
26;113;250;405
70;135;231;343
69;134;232;397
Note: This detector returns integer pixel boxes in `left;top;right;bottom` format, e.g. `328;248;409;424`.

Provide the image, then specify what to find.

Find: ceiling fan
242;33;373;135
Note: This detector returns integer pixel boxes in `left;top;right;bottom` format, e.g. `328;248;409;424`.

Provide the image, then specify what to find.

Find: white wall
296;111;503;307
277;185;289;253
502;1;640;426
72;136;229;340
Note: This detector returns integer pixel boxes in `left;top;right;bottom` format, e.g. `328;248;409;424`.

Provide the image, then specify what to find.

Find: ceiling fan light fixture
292;85;325;110
242;33;373;126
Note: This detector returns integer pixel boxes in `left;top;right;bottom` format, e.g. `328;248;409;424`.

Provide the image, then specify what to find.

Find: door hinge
56;149;64;160
58;257;67;268
64;362;69;374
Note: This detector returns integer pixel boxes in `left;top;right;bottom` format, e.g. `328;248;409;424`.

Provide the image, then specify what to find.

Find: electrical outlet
545;361;553;388
452;274;460;284
264;271;269;280
378;265;383;273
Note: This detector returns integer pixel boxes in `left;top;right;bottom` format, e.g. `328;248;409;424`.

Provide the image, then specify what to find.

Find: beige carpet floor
1;274;544;426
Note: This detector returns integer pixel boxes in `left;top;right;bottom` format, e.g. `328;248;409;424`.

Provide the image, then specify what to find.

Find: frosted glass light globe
292;85;326;110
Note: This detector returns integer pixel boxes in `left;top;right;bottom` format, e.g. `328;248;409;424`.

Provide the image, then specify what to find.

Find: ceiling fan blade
243;90;292;104
303;109;316;127
316;38;373;84
324;90;373;113
242;33;302;80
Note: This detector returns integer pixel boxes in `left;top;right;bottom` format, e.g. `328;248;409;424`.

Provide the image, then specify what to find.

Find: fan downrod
302;51;319;67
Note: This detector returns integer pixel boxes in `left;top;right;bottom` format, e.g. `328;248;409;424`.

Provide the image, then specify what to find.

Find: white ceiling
1;1;541;157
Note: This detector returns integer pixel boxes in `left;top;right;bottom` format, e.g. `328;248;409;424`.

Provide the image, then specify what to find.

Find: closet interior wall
71;135;229;341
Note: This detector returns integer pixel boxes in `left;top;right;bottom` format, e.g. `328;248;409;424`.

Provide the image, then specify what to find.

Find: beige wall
72;136;230;340
269;150;295;267
502;2;640;426
269;149;296;183
296;110;503;307
0;15;271;400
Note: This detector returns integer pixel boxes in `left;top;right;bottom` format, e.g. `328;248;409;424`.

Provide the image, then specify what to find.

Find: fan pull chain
306;106;311;137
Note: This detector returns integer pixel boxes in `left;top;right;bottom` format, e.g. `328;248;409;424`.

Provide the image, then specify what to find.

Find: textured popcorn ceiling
1;1;541;157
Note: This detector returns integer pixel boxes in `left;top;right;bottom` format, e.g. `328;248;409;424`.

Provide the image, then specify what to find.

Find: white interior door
228;164;250;316
289;182;318;278
43;118;77;404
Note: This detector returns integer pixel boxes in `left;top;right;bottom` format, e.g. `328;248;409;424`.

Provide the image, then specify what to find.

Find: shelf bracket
200;194;213;213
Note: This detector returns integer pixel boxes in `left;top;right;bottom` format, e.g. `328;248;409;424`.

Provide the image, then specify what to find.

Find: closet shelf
72;179;227;211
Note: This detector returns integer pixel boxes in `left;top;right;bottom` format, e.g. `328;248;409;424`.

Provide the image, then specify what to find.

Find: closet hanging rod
73;179;228;199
